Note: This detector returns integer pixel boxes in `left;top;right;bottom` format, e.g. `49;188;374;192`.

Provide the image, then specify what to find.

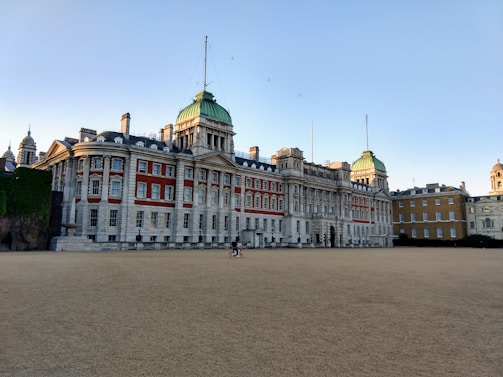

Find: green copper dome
351;150;386;171
176;90;232;125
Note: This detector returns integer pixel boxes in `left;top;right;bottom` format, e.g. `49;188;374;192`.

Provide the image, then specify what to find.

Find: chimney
121;113;131;139
79;127;97;142
461;181;466;191
249;146;259;162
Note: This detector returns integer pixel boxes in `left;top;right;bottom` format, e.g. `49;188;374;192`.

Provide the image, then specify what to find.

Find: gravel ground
0;248;502;377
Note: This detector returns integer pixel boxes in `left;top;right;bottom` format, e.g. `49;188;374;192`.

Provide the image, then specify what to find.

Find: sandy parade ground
0;247;502;377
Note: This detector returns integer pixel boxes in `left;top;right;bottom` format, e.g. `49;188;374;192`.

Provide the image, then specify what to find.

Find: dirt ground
0;248;502;377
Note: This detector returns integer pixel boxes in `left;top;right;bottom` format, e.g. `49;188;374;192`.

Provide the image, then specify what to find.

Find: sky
1;0;502;196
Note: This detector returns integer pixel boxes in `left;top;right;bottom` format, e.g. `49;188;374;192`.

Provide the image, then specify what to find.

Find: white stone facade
30;86;394;251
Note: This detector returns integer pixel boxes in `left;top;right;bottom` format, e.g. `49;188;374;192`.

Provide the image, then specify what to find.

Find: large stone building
31;87;394;251
391;183;470;240
465;160;503;240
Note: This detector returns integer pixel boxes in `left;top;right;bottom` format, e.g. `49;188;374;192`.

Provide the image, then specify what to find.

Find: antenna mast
365;114;369;151
311;120;314;163
203;36;208;91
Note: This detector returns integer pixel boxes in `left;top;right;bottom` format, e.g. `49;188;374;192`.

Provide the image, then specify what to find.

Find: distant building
391;183;469;240
466;160;503;240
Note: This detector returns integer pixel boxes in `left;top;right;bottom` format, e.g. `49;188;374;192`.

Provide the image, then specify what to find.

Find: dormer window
114;137;123;144
97;136;105;142
150;144;158;150
136;141;145;147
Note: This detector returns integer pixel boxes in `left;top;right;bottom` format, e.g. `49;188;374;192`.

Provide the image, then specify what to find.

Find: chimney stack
121;113;131;139
249;146;259;162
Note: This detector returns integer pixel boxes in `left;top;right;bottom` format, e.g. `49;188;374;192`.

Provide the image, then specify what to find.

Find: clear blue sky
1;0;502;196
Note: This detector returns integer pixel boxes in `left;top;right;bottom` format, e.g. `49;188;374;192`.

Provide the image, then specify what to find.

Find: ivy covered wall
0;167;52;250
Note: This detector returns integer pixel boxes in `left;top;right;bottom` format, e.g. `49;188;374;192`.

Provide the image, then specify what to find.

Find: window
435;198;440;205
198;188;206;203
255;218;259;230
245;178;251;188
76;180;82;196
78;159;84;171
278;199;284;211
166;165;174;177
183;213;190;229
424;228;430;238
151;184;160;200
235;176;241;186
422;199;427;206
448;197;454;204
263;196;269;209
468;207;475;214
254;194;260;208
148;212;157;228
108;235;116;241
436;212;441;221
449;211;455;220
211;172;218;183
224;215;229;230
91;179;101;196
110;181;121;197
212;215;216;230
246;217;250;229
246;193;252;207
109;209;118;227
236;216;240;231
223;174;230;185
399;213;404;222
89;209;98;227
469;221;475;229
199;169;206;181
437;228;443;238
199;214;204;230
271;197;277;210
137;182;147;198
184;187;193;202
184;167;193;179
255;179;260;189
410;200;415;207
223;191;230;205
138;161;147;173
296;220;300;233
263;219;268;231
423;212;429;221
92;157;102;170
152;163;161;176
411;213;416;222
271;219;275;231
450;228;457;238
411;229;417;238
165;213;171;228
136;211;144;227
263;181;268;190
271;182;276;192
279;219;283;232
398;201;404;208
306;221;310;234
111;158;122;171
165;186;174;201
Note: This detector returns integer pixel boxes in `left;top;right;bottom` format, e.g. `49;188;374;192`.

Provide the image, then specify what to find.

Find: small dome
491;159;503;172
19;130;36;147
2;145;15;162
176;90;232;125
351;150;386;171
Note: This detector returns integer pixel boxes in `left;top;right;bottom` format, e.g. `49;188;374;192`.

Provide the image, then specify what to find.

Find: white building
466;160;503;240
32;88;394;250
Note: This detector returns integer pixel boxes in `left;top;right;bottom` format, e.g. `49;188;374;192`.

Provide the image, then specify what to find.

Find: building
391;183;469;240
31;86;394;251
465;160;503;240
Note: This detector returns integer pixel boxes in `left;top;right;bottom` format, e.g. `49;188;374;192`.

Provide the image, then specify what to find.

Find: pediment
194;152;238;168
43;140;73;159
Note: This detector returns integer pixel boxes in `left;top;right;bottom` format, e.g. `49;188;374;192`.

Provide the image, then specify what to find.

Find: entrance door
254;234;260;248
